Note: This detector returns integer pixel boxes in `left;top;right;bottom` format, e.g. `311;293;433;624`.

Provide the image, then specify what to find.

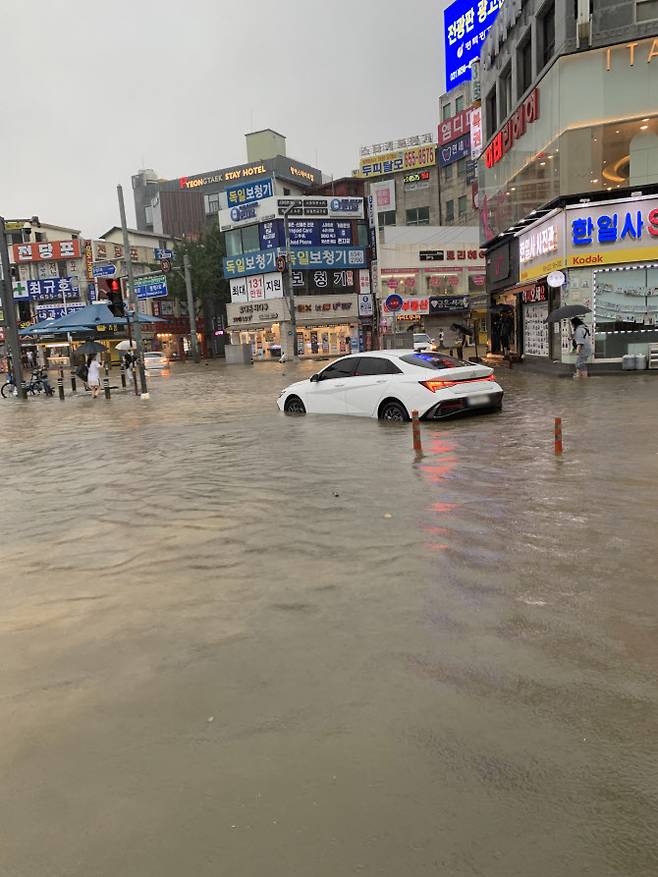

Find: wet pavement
1;361;657;877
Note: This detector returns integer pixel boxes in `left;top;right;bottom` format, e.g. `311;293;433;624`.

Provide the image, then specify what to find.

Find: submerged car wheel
284;395;306;415
379;399;409;423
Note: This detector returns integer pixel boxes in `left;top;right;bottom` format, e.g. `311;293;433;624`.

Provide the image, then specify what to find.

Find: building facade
438;80;480;227
477;0;658;367
220;194;373;359
133;130;323;239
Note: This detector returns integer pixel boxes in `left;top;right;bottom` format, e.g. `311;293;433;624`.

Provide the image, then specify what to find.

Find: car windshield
400;353;464;370
414;334;430;342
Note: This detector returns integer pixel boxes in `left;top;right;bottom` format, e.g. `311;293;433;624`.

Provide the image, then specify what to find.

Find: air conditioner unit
576;0;591;47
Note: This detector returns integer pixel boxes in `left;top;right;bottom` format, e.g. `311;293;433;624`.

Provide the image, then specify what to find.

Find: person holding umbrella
571;316;592;379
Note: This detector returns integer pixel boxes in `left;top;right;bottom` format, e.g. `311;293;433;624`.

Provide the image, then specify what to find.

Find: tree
170;224;230;355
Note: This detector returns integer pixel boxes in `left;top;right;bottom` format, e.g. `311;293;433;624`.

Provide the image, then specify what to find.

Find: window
458;195;467;217
283;187;291;195
486;87;498;139
57;260;68;277
457;158;467;178
354;357;402;376
636;0;658;19
406;207;430;226
539;2;555;68
500;65;512;119
357;223;369;247
445;200;455;221
442;164;454;183
400;353;462;370
378;210;397;229
35;231;45;242
518;34;533;96
225;229;242;257
204;193;220;215
144;205;153;225
241;224;260;253
319;358;358;380
158;239;167;249
442;103;451;121
455;95;464;113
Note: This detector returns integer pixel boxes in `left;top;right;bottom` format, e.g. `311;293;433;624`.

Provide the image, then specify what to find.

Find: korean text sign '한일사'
444;0;502;91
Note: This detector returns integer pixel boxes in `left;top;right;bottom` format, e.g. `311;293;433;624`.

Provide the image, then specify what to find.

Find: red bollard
554;417;563;456
412;409;422;454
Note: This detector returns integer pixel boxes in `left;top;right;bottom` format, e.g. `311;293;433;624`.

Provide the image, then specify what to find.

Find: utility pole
282;202;298;359
0;217;26;398
117;184;149;398
183;253;200;363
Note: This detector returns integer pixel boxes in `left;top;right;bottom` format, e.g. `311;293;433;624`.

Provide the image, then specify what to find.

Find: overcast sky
2;1;447;238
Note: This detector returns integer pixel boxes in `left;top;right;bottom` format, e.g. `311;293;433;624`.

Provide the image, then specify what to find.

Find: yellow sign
359;145;436;178
520;254;566;282
567;245;658;268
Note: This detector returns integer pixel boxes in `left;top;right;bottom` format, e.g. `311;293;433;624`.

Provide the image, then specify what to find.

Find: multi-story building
220;194;373;359
478;0;658;368
438;80;480;227
133;130;323;239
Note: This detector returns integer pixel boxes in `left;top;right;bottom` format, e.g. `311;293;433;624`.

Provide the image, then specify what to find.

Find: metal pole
125;312;138;395
0;217;26;398
117;184;149;398
183;253;200;363
283;203;297;359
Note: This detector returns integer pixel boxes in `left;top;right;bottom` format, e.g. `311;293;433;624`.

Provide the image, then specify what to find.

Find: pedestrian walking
438;329;445;348
571;317;592;379
26;350;35;369
455;329;466;360
86;353;102;398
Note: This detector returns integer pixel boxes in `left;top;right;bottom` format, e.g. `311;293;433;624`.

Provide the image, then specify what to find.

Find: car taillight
420;374;496;392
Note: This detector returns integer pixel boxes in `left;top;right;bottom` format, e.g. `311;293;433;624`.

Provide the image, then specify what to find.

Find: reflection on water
1;362;657;877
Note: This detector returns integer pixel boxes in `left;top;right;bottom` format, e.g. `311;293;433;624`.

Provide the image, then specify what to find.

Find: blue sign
259;220;284;250
223;247;367;279
92;263;116;278
385;293;404;313
328;197;363;214
24;277;81;302
154;248;174;260
571;209;649;246
226;177;273;207
444;0;501;91
135;275;168;300
438;134;471;167
35;302;85;320
289;220;353;247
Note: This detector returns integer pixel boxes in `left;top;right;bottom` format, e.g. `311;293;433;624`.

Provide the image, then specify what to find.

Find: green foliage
170;224;229;307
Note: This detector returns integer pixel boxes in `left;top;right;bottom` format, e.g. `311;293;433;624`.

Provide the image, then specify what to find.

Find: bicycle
1;368;54;398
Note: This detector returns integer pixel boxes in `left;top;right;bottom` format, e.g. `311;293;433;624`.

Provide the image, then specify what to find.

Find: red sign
12;239;81;263
520;281;548;304
484;88;540;170
437;108;471;146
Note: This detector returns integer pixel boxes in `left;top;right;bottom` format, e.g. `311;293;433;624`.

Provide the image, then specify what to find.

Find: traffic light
107;278;125;317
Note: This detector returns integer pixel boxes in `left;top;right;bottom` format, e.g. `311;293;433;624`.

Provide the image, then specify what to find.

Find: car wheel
284;395;306;415
379;399;409;423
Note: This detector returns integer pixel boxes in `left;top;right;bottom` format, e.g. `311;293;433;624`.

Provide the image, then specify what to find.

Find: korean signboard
227;299;289;328
291;270;356;293
13;277;80;301
135;274;168;299
276;197;364;219
294;295;359;323
437;108;471;147
382;296;430;315
12;239;82;263
358;294;374;317
360;133;434;158
288;221;353;248
224;250;280;278
484;88;540;169
369;179;396;213
566;197;658;267
444;0;502;91
518;213;566;282
359;145;436;178
226;177;274;207
519;281;548;304
428;295;469;313
84;240;94;281
470;106;483;158
223;248;366;279
35;302;85;321
230;273;284;303
438;134;471;168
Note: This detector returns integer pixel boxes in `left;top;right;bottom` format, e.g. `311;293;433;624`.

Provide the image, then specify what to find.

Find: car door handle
334;383;346;388
375;379;387;384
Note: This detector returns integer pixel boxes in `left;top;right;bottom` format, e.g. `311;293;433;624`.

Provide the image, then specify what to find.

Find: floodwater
1;361;657;877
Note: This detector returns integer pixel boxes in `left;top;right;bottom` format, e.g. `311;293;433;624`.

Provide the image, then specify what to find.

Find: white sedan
143;351;168;369
277;350;503;421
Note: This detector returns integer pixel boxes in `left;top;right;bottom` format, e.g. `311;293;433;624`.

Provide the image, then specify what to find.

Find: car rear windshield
400;353;463;370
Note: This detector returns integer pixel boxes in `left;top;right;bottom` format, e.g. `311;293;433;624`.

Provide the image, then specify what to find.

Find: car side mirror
310;373;320;383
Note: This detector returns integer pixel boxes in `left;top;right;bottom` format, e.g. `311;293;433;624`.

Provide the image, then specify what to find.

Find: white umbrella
115;339;137;351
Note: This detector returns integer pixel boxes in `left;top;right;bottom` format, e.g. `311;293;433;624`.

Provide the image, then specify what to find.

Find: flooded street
1;362;657;877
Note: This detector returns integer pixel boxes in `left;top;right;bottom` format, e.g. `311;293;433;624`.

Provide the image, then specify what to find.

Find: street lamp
0;217;26;398
281;201;298;359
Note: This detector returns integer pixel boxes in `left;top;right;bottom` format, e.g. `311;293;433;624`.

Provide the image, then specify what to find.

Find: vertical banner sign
84;240;94;281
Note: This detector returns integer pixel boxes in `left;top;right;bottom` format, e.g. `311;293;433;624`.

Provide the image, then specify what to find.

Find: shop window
378;210;397;229
442;164;454;183
442;102;451;121
539;1;555;69
354;357;402;376
319;358;358;380
457;158;467;178
485;87;498;140
455;95;464;113
500;64;512;120
406;207;430;226
636;0;658;19
517;33;533;97
445;200;455;221
458;195;467;217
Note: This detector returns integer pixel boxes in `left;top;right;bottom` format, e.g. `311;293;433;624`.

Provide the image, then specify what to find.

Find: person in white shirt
86;354;102;398
571;317;592;379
